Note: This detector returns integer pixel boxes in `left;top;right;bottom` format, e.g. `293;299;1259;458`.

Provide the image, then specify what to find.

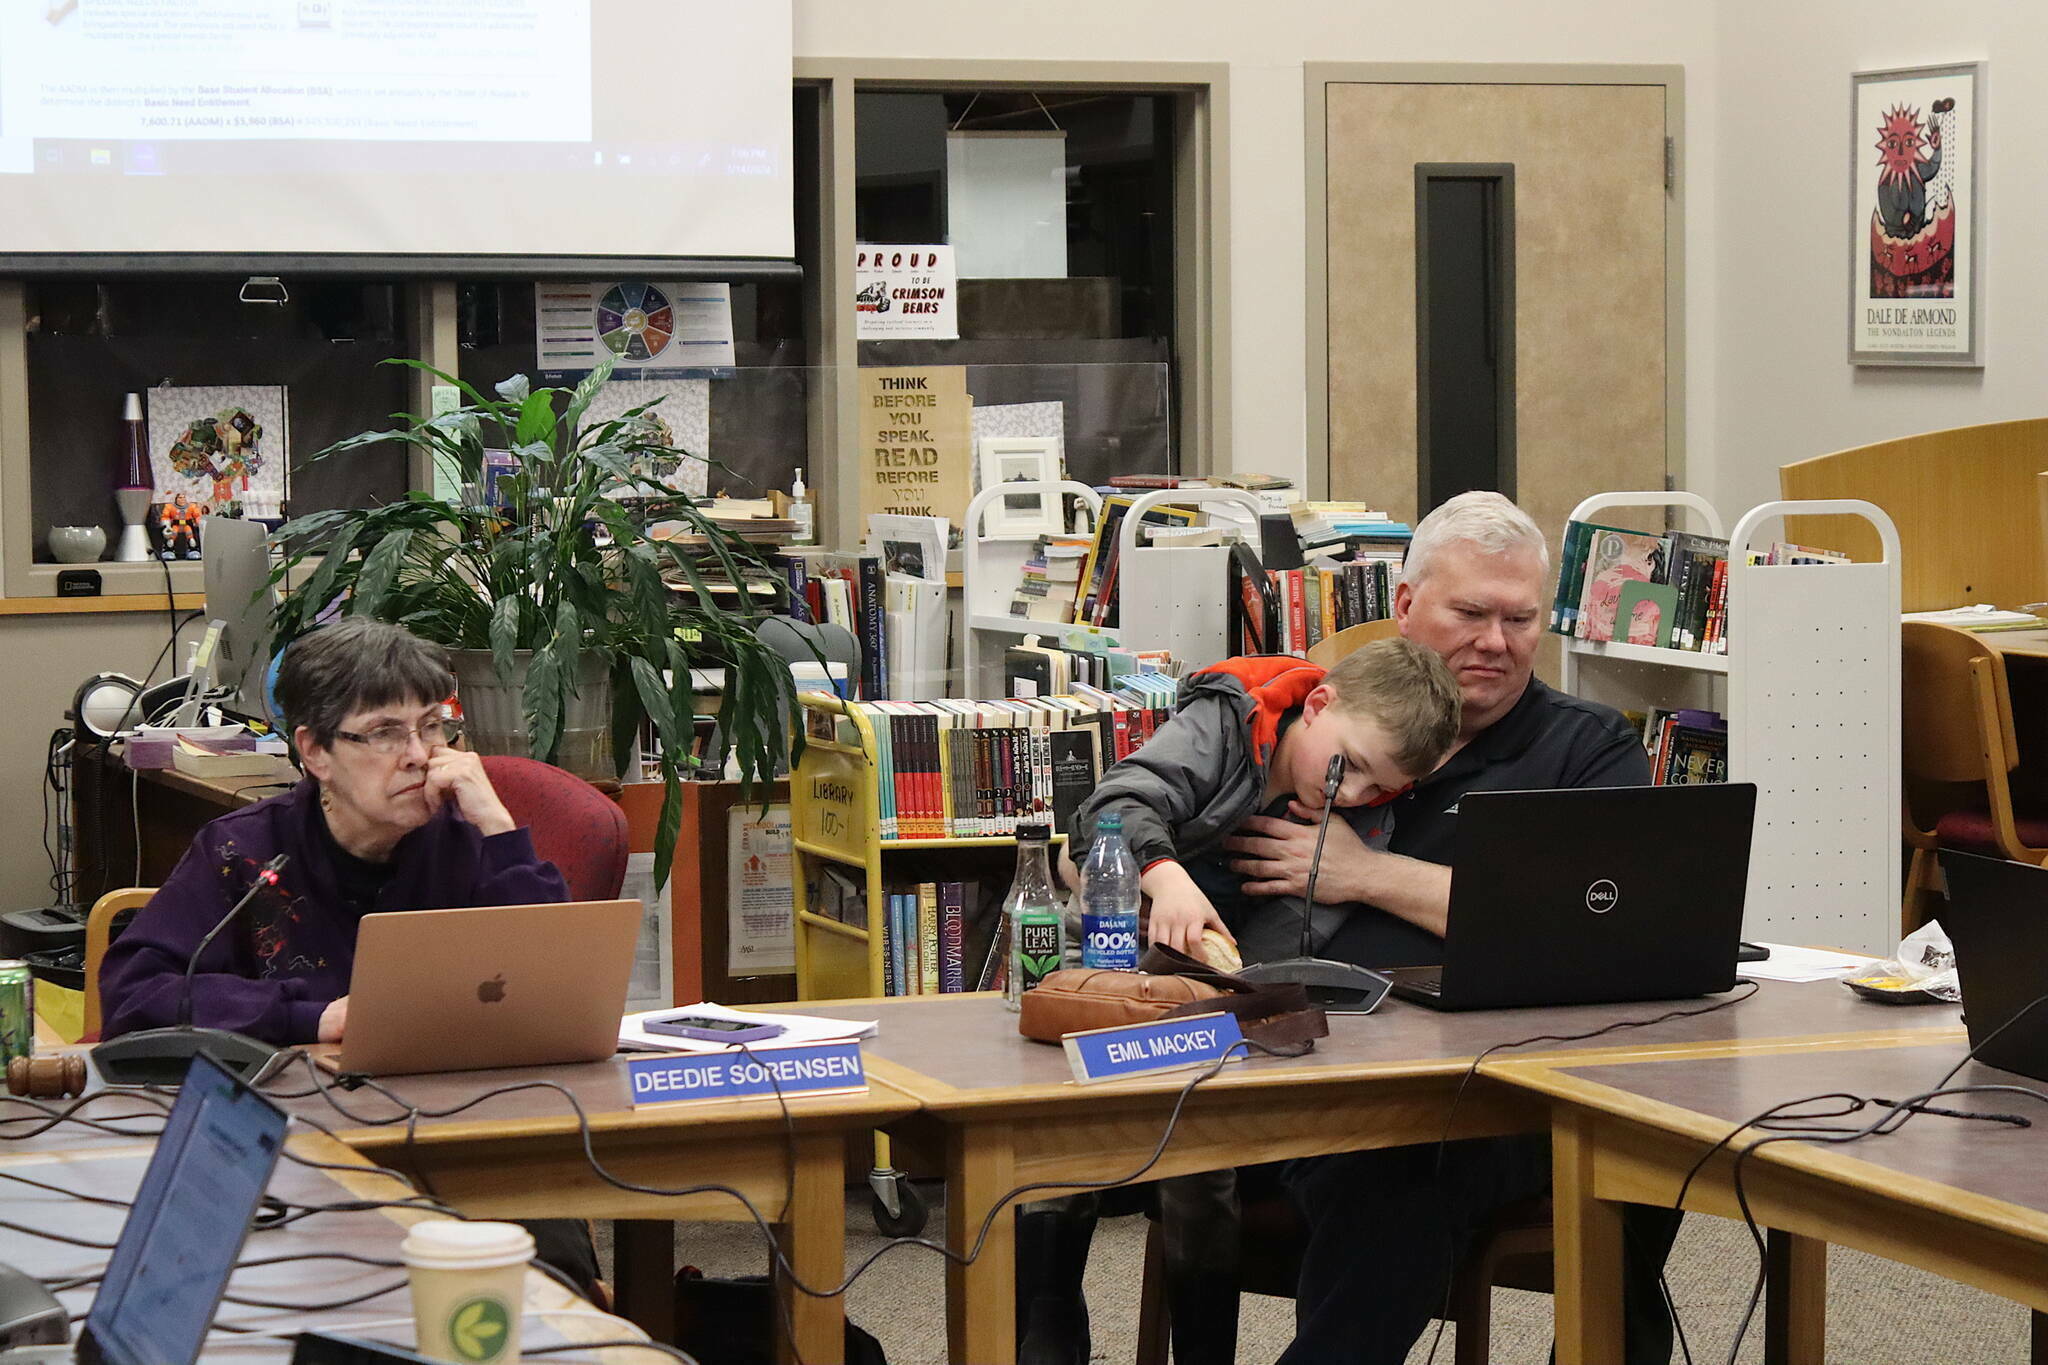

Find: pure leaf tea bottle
1002;823;1064;1012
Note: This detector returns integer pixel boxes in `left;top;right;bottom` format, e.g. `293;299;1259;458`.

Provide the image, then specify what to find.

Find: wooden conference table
260;1047;922;1364
1495;1031;2048;1365
796;982;1964;1365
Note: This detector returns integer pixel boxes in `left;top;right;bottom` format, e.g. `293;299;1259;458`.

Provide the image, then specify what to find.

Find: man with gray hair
1219;490;1678;1365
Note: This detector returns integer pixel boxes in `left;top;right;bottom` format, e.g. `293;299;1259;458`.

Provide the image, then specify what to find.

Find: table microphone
1236;756;1393;1014
91;855;290;1088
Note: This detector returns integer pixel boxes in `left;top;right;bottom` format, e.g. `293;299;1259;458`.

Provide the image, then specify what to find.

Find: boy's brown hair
1320;637;1462;777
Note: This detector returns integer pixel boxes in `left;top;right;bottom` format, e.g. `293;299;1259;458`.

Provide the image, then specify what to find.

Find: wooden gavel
7;1054;88;1099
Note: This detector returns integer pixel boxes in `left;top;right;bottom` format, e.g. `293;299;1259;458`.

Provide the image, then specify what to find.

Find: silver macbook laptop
323;900;641;1076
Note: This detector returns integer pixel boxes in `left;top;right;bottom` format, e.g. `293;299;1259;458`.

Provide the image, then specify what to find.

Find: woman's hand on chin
424;749;516;837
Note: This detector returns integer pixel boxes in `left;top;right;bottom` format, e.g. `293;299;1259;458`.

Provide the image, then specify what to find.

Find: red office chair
480;755;630;901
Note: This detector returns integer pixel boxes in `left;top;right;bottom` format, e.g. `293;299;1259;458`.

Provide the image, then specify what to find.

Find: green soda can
0;961;34;1064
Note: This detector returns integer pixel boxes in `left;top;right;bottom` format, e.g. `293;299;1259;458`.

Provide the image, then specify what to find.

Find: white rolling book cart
1559;492;1902;953
960;482;1265;692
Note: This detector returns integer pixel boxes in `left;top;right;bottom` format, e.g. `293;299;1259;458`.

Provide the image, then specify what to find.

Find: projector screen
0;0;793;261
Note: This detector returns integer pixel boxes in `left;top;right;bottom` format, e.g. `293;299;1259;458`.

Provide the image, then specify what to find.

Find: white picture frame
1849;61;1986;366
975;436;1064;537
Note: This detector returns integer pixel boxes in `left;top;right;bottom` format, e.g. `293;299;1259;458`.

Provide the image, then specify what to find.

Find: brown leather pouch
1017;945;1329;1055
1017;968;1225;1041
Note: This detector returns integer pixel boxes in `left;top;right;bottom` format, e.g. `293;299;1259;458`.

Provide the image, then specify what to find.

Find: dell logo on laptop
1586;880;1619;914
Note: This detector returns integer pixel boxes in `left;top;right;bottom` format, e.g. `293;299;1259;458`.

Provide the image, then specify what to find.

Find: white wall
796;1;1720;499
1713;1;2036;519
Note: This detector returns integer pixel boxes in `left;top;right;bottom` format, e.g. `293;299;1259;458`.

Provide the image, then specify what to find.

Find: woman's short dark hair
275;617;455;748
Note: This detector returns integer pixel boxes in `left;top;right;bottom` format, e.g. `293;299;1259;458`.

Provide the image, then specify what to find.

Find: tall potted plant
268;355;799;886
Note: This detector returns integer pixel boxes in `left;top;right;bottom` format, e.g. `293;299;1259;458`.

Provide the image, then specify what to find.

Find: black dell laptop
1937;850;2048;1084
1384;783;1758;1010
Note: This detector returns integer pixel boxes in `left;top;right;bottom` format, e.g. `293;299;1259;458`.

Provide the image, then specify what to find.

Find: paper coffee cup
402;1219;534;1363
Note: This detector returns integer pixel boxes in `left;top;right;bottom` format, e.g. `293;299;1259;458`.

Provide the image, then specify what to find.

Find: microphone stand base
90;1027;281;1089
1235;958;1392;1014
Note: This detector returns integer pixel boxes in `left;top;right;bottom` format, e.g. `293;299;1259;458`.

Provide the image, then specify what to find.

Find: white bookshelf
959;478;1103;696
959;482;1265;695
1559;492;1902;953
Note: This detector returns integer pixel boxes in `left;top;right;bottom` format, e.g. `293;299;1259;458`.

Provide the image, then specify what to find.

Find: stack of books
1003;637;1180;697
805;864;1011;999
1553;522;1851;655
1631;708;1729;784
765;548;951;702
1239;560;1401;656
879;879;1001;997
1008;535;1091;624
1072;496;1199;628
808;683;1179;842
1289;503;1413;555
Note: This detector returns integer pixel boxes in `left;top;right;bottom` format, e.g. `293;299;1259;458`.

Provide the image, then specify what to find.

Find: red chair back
479;755;629;901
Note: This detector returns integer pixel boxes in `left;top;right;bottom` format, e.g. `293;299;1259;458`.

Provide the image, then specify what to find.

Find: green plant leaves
351;527;412;617
268;360;803;889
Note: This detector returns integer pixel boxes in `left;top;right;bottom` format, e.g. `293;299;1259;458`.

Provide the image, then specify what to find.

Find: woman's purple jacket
98;779;567;1045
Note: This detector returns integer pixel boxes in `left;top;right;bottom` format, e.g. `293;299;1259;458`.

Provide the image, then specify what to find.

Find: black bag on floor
674;1269;887;1365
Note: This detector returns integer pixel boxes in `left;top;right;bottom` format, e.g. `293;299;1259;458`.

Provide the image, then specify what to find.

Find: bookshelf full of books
1554;492;1902;953
789;681;1181;1002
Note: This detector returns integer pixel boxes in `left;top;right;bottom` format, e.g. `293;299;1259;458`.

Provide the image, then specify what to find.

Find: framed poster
1850;62;1985;366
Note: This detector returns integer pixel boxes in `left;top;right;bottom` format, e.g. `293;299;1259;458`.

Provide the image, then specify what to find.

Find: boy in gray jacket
1064;637;1461;962
1028;639;1460;1365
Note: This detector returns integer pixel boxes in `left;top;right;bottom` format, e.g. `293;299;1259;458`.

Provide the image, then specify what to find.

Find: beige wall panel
1325;83;1667;549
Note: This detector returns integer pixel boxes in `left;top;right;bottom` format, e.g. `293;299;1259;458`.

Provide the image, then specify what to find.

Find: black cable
522;1341;698;1363
217;1279;411;1313
1418;980;1763;1365
0;1166;134;1209
288;1034;1255;1300
1653;991;2048;1365
48;1251;406;1293
0;1216;121;1250
0;1088;172;1141
271;1020;1277;1365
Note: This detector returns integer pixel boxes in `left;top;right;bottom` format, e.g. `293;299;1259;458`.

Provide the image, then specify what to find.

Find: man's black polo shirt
1321;675;1650;968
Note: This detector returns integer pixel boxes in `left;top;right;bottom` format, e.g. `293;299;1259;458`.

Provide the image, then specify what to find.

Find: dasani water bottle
1079;813;1141;970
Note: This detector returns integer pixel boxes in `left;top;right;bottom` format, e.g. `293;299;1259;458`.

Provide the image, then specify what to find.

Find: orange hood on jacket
1192;655;1326;767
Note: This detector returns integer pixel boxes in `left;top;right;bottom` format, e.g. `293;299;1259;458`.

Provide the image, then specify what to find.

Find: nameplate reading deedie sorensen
626;1040;868;1107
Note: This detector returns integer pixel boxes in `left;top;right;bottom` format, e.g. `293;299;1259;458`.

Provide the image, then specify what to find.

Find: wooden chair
1900;622;2048;933
1134;1193;1553;1365
81;887;153;1043
1305;616;1401;668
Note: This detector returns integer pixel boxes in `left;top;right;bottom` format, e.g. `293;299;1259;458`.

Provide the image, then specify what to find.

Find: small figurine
157;492;205;560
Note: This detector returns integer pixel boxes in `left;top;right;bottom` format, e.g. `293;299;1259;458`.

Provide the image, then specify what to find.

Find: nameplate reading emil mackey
626;1040;868;1107
1061;1011;1246;1086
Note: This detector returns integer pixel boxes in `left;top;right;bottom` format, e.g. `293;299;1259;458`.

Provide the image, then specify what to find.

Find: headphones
70;673;197;739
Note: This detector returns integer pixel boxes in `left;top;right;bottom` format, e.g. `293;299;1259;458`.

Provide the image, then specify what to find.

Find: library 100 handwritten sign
859;366;972;528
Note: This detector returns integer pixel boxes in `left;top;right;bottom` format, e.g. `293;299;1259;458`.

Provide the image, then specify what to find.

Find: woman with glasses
99;616;568;1046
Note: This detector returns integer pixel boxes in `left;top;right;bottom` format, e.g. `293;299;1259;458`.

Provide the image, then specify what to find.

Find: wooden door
1324;80;1672;672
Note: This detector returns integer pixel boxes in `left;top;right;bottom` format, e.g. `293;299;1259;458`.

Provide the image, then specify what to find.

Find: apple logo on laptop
477;974;507;1004
1586;879;1619;914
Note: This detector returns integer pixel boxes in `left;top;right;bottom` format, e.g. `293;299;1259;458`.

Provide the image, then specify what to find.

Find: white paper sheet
1737;942;1876;983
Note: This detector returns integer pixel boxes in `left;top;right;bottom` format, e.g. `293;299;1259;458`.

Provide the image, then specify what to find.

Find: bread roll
1197;928;1242;973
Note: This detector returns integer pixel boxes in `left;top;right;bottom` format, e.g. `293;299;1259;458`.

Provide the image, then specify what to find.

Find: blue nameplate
627;1040;867;1107
1062;1011;1245;1086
